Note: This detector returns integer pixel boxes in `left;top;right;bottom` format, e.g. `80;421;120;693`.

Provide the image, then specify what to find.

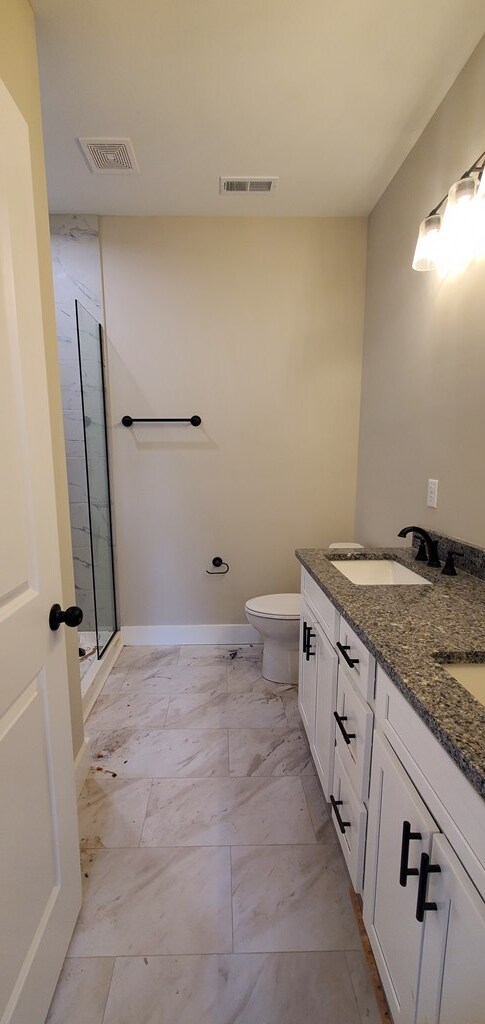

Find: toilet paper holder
206;556;229;575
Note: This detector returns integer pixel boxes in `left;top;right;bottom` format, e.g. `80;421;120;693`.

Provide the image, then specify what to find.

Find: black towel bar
122;415;201;427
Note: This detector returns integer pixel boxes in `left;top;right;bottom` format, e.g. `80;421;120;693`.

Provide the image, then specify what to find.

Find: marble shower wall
50;215;104;632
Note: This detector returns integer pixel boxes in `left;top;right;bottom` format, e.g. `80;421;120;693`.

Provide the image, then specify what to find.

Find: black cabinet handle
330;794;351;834
333;711;356;745
49;603;83;631
415;851;441;922
399;820;421;887
302;621;309;655
305;629;316;661
336;641;360;669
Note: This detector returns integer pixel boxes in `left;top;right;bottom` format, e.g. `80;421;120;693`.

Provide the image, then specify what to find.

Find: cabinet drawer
338;617;375;702
335;669;374;803
302;568;339;644
331;749;367;894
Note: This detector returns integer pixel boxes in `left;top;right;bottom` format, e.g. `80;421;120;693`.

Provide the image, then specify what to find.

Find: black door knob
49;603;83;631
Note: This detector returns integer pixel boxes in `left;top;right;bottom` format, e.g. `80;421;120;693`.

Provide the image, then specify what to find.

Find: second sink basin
443;663;485;708
330;559;431;586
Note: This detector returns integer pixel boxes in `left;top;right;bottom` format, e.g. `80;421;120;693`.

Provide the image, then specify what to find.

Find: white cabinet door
298;600;318;744
0;80;81;1024
363;730;439;1024
312;622;338;800
416;833;485;1024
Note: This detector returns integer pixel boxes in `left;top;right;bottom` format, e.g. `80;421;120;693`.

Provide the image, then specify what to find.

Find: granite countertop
296;546;485;798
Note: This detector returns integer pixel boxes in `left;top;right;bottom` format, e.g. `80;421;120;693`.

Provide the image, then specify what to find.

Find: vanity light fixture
412;214;442;271
412;149;485;274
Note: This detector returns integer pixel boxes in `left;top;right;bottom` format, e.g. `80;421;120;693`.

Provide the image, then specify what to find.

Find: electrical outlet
427;479;438;508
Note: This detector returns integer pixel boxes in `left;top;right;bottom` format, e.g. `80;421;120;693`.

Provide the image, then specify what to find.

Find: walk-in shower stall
50;216;117;695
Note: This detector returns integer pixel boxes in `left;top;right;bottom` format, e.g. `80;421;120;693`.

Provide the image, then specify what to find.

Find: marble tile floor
46;643;380;1024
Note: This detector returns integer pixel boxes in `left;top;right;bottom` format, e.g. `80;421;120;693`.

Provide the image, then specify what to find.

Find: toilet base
262;639;299;685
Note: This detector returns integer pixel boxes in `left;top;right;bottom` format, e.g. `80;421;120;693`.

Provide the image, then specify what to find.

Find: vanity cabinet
364;667;485;1024
298;559;485;1024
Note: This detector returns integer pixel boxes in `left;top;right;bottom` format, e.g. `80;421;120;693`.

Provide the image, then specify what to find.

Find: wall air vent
78;137;139;174
220;176;278;194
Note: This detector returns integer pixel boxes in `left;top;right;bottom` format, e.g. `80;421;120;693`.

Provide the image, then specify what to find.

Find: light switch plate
427;478;438;508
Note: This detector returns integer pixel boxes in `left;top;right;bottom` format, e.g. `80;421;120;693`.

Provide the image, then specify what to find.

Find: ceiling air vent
220;176;278;194
78;137;139;174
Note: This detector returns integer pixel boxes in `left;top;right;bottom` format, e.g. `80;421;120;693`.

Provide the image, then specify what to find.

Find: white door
0;80;81;1024
416;833;485;1024
363;730;439;1024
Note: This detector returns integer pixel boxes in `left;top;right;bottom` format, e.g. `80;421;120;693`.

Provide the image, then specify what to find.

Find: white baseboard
74;739;91;796
121;624;261;646
82;631;124;722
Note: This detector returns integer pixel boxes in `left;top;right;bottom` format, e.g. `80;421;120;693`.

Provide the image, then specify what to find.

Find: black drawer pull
415;852;441;922
330;794;351;834
302;621;309;655
333;711;356;745
336;641;360;669
399;820;421;887
305;629;316;661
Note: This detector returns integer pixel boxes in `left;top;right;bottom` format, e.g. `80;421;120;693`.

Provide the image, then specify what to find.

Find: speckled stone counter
296;547;485;798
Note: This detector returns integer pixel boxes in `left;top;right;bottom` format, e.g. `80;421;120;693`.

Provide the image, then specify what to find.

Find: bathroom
1;1;485;1023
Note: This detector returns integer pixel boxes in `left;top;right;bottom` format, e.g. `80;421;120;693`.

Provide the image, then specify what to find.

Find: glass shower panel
76;300;117;656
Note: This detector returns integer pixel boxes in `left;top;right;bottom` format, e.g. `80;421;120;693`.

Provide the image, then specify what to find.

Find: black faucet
441;549;464;576
397;526;441;568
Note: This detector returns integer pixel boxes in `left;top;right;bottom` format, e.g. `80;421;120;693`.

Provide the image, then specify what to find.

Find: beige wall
101;216;367;627
0;0;84;756
356;36;485;549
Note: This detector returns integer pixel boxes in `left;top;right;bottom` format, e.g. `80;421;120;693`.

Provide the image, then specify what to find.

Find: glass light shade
474;169;485;259
437;176;478;275
412;214;442;271
477;167;485;199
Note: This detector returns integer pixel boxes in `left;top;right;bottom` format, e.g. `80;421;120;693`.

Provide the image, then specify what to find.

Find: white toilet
245;593;301;684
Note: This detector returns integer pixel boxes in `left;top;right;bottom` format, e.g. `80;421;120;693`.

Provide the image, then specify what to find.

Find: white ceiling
32;0;485;216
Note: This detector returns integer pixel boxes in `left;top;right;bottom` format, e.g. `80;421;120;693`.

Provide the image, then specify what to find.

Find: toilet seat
245;593;300;620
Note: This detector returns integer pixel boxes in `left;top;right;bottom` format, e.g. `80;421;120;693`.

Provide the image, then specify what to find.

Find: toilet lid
245;593;301;619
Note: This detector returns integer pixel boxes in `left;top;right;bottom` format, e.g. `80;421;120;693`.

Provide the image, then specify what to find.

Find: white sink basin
330;559;431;586
444;663;485;708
